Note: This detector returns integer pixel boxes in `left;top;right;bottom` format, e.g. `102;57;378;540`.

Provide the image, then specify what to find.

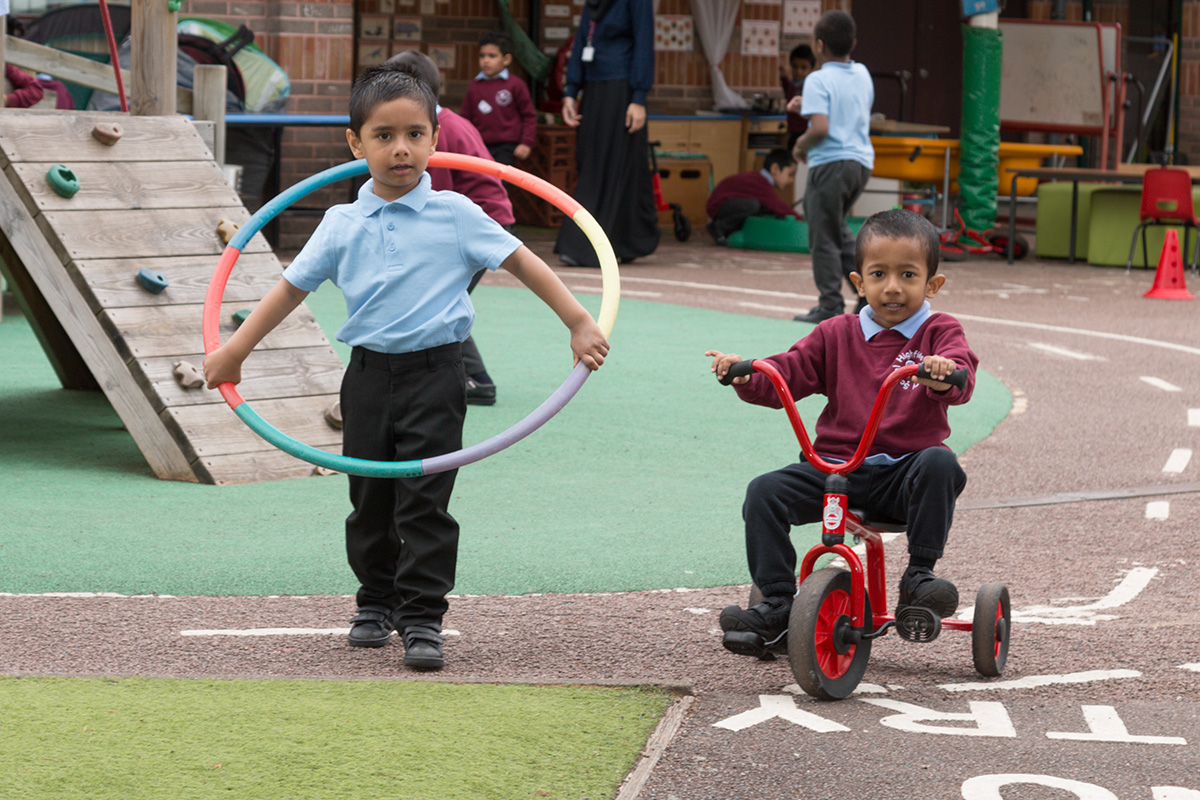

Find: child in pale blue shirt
205;62;608;671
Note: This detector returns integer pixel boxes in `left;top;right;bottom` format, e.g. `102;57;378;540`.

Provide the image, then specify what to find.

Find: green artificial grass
0;676;675;800
0;285;1011;596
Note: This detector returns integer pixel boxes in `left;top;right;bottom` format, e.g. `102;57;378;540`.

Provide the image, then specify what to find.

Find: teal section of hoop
229;160;369;251
234;404;426;478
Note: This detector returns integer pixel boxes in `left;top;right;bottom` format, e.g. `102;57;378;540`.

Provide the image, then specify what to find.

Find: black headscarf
585;0;616;22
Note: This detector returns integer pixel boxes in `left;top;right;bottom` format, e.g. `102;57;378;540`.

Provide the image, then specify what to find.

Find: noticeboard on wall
999;20;1107;134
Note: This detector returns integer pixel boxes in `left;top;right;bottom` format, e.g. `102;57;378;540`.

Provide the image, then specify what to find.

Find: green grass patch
0;676;674;800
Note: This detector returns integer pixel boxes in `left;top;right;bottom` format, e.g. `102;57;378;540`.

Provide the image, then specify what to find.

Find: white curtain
690;0;748;110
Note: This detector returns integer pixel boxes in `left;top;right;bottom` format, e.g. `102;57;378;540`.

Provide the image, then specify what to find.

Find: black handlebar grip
916;365;968;389
718;359;756;386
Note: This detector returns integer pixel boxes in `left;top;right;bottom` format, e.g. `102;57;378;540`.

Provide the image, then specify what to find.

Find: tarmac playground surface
3;227;1200;798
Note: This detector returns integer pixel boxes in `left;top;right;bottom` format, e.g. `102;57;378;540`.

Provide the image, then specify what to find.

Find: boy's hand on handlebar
706;350;751;385
915;355;957;391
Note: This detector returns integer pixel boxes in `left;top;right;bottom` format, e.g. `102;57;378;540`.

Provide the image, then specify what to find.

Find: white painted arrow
957;567;1158;626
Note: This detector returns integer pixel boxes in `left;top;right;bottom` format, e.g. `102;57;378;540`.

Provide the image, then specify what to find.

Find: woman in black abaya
554;0;660;266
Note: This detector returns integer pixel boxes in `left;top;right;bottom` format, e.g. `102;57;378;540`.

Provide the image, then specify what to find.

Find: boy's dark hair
789;44;815;65
479;29;514;56
350;60;439;135
855;209;941;277
763;148;796;172
814;11;856;58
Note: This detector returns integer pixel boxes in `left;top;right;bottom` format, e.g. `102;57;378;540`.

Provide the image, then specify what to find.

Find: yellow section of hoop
570;207;621;338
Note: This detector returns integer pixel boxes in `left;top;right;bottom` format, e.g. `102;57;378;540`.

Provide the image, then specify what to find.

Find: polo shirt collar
356;171;433;216
475;68;510;81
859;300;931;340
760;168;775;187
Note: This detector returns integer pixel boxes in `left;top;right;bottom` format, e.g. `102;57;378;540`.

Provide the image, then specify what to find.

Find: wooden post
1;13;7;109
193;65;227;165
130;0;177;115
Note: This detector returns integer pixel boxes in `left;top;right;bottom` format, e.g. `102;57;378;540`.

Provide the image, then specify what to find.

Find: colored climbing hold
324;401;343;430
135;267;169;294
217;219;240;244
91;123;123;146
168;0;182;11
232;309;252;327
172;360;206;389
46;164;80;198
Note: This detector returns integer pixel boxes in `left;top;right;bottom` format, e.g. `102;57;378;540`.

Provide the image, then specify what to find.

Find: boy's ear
849;271;866;296
925;273;946;298
501;52;513;67
346;128;365;159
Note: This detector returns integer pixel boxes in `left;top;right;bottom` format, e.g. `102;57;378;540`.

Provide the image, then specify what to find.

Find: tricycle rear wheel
972;583;1011;677
789;568;872;700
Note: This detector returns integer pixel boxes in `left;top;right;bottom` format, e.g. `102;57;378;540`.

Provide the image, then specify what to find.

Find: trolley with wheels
719;358;1010;700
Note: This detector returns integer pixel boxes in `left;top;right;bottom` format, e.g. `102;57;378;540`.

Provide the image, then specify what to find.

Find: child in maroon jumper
706;209;978;659
460;30;538;166
779;44;815;151
705;147;800;245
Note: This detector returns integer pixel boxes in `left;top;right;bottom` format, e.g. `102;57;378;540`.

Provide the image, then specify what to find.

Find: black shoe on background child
897;566;959;619
719;595;792;656
402;625;446;670
347;610;393;648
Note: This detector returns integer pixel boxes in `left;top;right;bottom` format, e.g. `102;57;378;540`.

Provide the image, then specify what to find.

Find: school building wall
181;0;1198;250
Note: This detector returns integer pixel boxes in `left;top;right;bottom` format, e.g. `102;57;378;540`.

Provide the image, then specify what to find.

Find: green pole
959;17;1003;233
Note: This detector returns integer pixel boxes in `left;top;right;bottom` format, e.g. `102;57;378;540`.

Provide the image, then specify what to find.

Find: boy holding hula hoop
204;62;608;670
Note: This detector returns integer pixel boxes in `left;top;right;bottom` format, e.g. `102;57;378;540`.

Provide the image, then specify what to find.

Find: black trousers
743;447;967;599
709;197;764;243
341;343;466;631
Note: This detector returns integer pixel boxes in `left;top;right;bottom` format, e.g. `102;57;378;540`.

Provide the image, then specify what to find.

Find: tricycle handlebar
718;359;968;475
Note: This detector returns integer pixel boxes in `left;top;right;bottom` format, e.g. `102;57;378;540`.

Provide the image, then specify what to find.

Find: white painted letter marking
1046;705;1187;744
859;699;1015;737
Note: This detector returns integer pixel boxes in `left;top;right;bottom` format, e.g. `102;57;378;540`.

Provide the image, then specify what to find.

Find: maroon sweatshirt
5;64;45;109
428;108;516;227
460;74;538;148
734;312;977;461
706;170;800;220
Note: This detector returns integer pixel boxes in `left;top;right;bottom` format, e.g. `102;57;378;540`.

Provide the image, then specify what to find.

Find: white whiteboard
999;21;1106;132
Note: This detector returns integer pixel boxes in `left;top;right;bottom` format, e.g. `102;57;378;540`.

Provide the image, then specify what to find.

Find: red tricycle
719;358;1011;700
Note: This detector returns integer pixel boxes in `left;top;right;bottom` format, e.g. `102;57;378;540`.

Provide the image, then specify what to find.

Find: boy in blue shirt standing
788;10;875;324
204;63;609;671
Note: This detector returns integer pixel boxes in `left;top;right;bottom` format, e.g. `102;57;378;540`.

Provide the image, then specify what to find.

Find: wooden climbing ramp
0;109;345;484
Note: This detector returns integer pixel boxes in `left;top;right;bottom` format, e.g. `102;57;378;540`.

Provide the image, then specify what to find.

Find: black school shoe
347;610;393;648
466;377;496;406
719;595;792;657
402;626;446;670
792;305;842;324
897;566;959;619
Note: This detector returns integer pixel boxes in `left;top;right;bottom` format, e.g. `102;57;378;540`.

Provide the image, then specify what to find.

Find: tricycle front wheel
972;583;1011;677
789;568;872;700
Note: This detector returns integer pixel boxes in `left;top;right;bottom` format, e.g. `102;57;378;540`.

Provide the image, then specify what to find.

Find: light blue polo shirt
283;172;521;353
800;60;874;170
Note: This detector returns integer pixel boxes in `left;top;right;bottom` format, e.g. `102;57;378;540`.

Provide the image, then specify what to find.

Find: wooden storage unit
742;117;789;172
510;125;577;227
655;156;712;228
647;117;742;185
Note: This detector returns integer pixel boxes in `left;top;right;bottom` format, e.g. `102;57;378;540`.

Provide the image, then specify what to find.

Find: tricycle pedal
895;605;942;643
722;629;787;660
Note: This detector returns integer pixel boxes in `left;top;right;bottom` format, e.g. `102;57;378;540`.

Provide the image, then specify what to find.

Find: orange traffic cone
1144;229;1194;300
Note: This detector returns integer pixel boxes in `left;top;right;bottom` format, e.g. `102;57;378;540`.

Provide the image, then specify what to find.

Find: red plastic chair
1125;167;1200;274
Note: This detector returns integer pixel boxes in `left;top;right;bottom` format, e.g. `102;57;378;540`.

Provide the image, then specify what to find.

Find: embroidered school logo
495;89;513;107
893;349;925;389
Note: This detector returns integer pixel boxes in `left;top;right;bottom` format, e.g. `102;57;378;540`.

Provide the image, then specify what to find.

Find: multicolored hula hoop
202;152;619;478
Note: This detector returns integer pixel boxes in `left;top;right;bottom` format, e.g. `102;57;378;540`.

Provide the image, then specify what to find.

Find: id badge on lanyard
582;20;596;62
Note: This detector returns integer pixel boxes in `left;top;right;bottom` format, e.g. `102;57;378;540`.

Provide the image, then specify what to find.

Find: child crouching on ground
204;62;608;671
706;208;977;658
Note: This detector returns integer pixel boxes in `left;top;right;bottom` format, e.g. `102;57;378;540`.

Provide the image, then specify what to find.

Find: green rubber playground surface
0;285;1011;597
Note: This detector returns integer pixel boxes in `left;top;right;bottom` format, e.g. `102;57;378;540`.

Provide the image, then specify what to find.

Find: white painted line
1189;409;1200;427
939;669;1141;692
1028;342;1101;361
957;567;1158;626
561;270;815;300
713;695;850;732
739;301;810;314
1180;663;1200;672
0;592;179;598
1146;500;1171;520
1046;705;1187;744
1163;448;1193;473
682;607;710;615
951;312;1200;357
1141;376;1183;392
181;628;461;637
